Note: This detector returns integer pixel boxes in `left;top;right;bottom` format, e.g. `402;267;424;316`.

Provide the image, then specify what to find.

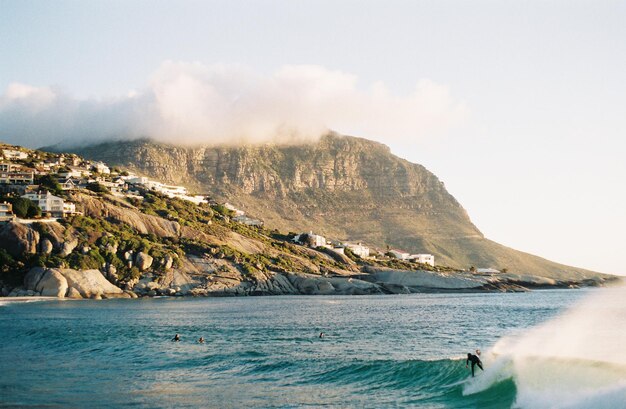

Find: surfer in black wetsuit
172;333;180;342
466;352;483;377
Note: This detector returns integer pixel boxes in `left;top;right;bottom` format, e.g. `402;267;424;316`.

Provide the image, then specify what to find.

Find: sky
1;0;624;274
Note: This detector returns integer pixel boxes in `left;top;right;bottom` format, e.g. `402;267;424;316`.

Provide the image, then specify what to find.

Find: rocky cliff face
73;134;602;279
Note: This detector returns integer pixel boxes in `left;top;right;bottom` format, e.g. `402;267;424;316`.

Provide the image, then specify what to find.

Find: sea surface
1;289;625;409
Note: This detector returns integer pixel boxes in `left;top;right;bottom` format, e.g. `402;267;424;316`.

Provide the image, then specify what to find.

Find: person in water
172;333;180;342
319;332;325;338
466;352;483;377
198;337;205;344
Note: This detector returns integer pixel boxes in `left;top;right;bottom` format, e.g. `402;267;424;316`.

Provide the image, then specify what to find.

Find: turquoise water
0;290;617;408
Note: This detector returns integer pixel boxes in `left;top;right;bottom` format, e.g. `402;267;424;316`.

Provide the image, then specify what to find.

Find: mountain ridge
69;133;605;280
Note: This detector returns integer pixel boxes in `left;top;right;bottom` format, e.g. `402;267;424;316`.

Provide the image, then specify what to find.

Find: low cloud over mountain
0;61;467;148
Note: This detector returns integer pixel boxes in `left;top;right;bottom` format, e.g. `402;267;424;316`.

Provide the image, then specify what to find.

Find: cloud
0;61;468;148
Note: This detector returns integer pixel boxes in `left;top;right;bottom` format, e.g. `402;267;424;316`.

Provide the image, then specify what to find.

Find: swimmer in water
172;333;180;342
198;337;205;344
319;332;325;338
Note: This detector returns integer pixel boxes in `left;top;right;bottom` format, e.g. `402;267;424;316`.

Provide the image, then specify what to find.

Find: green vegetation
35;174;63;196
8;197;41;218
86;182;110;195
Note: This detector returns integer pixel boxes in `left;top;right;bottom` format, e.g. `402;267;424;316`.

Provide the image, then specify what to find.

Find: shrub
10;197;41;218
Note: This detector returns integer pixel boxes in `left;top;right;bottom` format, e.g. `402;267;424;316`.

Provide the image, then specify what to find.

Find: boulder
163;254;174;270
24;267;48;290
36;269;69;298
61;269;124;298
59;238;78;257
40;238;53;255
66;287;83;298
135;252;153;271
0;222;40;257
105;242;118;254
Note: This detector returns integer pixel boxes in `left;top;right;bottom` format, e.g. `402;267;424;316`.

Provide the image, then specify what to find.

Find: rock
0;222;40;257
103;263;117;279
66;287;83;298
135;252;153;271
163;254;174;270
147;290;157;297
35;269;68;297
1;287;9;297
124;290;138;299
81;246;90;254
40;238;53;255
59;238;78;257
123;250;133;261
61;269;124;298
24;267;48;290
146;282;160;291
105;242;118;254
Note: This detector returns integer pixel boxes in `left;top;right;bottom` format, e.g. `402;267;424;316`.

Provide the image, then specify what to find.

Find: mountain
71;133;604;280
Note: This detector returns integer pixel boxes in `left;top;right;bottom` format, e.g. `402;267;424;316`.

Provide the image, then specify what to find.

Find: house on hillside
345;242;370;258
59;177;78;191
224;202;245;216
2;149;28;160
409;253;435;266
293;232;327;247
0;163;35;185
233;215;264;227
0;202;15;222
388;249;410;260
91;162;111;174
21;191;76;218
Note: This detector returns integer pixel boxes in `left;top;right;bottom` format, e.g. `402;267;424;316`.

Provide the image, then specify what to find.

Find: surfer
319;332;325;338
466;352;483;377
172;333;180;342
198;336;205;344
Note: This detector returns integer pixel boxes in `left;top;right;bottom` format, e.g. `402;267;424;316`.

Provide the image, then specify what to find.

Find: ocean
1;288;625;409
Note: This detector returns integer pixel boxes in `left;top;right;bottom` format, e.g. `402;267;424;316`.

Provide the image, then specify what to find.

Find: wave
464;286;626;409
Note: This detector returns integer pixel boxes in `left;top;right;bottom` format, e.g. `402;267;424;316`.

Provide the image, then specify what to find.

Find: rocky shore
4;264;616;300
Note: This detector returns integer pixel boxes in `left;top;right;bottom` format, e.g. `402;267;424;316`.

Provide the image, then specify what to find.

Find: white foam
465;286;626;408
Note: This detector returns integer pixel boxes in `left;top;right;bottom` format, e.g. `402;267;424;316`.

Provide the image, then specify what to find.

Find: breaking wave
464;285;626;408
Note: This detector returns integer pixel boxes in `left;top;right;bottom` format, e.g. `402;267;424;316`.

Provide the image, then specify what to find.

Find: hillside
71;133;606;280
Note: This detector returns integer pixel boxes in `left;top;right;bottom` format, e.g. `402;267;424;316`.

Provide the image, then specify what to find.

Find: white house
345;242;370;258
0;202;15;222
294;232;327;247
92;162;111;174
21;191;74;217
2;149;28;160
476;268;500;274
388;250;410;260
224;202;245;216
409;253;435;266
0;168;35;185
58;166;91;179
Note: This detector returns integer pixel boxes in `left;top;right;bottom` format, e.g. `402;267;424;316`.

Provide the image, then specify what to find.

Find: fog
0;61;467;148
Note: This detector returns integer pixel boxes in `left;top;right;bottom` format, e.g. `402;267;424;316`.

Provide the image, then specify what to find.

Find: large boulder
61;269;124;298
0;222;40;257
39;238;53;255
24;267;48;290
36;269;68;297
163;254;174;270
59;238;78;257
135;252;153;271
24;267;69;298
24;267;124;299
